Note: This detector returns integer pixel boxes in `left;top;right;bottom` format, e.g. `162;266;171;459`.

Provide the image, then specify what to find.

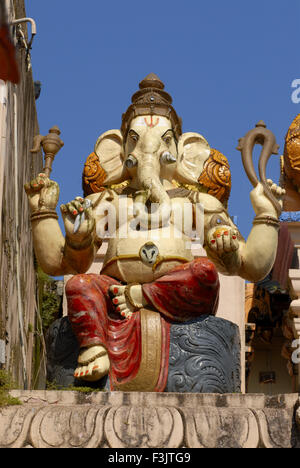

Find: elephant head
88;74;211;226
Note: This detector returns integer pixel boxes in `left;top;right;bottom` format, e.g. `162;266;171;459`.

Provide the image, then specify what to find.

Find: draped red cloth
142;257;219;322
271;222;294;290
0;25;19;83
66;257;219;391
66;274;143;388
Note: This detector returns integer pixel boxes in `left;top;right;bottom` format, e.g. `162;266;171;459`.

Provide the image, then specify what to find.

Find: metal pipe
10;17;37;48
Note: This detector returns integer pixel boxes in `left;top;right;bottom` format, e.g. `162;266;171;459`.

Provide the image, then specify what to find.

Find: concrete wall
0;0;43;387
247;334;294;395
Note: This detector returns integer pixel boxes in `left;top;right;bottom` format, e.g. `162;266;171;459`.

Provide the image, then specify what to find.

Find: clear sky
25;0;300;239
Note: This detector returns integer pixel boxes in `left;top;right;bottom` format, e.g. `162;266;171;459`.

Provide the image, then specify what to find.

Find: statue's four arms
25;74;284;385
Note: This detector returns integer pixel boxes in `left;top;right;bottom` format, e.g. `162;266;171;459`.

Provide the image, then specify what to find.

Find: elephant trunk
134;153;171;228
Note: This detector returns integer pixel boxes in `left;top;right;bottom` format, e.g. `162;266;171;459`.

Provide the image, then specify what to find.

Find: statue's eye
163;136;172;145
129;131;139;142
162;130;174;146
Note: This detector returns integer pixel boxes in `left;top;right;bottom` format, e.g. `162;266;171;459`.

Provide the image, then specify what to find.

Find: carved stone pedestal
1;391;299;448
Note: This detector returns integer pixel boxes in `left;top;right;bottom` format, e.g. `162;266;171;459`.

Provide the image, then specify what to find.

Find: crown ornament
121;73;182;139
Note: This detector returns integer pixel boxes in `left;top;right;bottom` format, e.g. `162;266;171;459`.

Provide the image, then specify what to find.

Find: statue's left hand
206;225;239;255
250;180;285;218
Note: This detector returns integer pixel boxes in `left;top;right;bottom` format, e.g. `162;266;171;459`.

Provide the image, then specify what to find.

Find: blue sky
26;0;300;239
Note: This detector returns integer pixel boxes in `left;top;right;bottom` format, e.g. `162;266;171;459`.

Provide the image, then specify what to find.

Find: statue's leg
65;273;121;381
142;257;220;322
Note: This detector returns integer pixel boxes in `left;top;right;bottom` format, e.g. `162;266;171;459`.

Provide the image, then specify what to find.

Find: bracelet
124;283;143;310
30;209;58;222
252;214;280;229
77;349;106;366
65;235;94;251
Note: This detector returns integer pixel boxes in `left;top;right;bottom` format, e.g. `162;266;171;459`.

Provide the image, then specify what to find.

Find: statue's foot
74;345;110;382
109;284;147;319
109;285;134;319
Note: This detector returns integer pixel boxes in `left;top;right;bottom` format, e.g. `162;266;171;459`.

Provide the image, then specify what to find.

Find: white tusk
125;154;138;168
160;151;177;164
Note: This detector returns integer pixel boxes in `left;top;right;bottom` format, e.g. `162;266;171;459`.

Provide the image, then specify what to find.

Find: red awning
0;24;19;83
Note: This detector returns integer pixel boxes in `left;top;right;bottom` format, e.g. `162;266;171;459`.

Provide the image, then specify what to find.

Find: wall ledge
0;390;299;448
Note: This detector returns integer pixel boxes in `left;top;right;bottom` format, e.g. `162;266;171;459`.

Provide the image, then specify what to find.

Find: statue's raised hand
24;173;59;212
60;196;95;247
250;180;285;218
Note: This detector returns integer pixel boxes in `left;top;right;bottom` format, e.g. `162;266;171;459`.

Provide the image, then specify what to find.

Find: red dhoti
66;257;219;391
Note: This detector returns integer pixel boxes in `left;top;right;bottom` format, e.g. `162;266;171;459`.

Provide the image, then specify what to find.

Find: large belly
101;226;194;283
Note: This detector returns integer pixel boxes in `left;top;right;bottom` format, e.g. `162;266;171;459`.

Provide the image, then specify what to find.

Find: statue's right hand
24;173;59;212
60;196;95;245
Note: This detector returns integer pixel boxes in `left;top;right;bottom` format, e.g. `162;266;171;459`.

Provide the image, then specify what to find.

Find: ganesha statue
25;74;284;392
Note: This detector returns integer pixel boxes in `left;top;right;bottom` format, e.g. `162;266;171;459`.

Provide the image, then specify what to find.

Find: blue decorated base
46;314;241;393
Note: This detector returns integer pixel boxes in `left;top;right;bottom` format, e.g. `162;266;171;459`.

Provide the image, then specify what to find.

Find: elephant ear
176;132;211;184
94;129;128;185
